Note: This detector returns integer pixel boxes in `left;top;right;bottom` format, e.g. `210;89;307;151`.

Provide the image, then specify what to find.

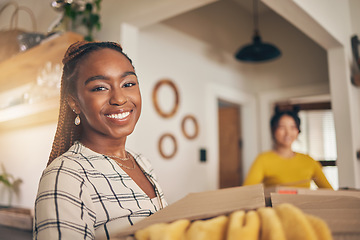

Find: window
292;110;339;190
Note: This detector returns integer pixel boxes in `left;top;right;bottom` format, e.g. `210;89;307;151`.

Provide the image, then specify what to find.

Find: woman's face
68;48;141;142
273;115;299;148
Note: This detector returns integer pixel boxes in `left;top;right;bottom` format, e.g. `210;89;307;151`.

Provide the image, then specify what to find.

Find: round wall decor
158;133;177;159
181;115;199;140
152;79;179;118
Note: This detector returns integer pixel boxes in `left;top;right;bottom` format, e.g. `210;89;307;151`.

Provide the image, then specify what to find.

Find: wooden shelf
0;97;60;131
0;32;83;131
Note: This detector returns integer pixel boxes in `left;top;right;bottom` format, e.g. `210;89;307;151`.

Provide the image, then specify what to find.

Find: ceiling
232;0;271;15
161;0;287;56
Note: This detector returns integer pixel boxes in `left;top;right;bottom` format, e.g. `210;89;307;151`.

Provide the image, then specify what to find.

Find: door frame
205;83;258;190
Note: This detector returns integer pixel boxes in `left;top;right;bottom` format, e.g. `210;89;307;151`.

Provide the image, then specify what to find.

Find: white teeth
107;112;130;119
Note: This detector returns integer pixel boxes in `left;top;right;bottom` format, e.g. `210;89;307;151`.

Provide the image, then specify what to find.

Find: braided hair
47;41;133;166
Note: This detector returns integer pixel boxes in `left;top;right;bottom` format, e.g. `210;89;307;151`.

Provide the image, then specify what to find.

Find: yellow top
243;151;333;189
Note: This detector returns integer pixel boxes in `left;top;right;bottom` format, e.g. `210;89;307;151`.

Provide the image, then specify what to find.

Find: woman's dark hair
47;41;133;166
270;105;301;139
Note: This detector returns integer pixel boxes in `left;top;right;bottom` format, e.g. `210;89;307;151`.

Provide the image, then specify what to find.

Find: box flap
115;184;265;238
271;193;360;234
269;186;360;198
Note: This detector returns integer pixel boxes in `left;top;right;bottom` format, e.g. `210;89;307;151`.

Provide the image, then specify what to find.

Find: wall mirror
181;115;199;140
158;133;177;159
152;79;179;118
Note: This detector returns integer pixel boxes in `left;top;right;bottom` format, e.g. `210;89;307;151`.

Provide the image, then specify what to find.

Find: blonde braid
46;40;128;166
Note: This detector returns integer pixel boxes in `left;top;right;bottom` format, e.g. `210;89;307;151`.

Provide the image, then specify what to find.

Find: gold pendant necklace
106;151;131;161
108;154;136;170
80;142;135;170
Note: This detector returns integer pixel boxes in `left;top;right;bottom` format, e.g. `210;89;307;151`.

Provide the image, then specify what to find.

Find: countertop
0;225;32;240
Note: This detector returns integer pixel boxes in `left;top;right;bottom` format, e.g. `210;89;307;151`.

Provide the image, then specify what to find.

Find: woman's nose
109;88;127;105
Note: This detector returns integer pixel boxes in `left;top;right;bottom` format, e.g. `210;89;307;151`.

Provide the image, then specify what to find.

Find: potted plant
0;165;22;207
50;0;102;41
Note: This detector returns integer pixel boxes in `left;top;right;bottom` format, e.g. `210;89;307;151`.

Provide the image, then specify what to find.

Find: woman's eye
91;86;108;92
123;82;136;88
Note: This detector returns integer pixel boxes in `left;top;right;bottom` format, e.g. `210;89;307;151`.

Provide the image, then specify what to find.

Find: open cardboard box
114;184;266;239
114;184;360;240
267;186;360;240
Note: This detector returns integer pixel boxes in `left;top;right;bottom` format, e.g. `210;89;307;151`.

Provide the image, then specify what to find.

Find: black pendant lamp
235;0;281;62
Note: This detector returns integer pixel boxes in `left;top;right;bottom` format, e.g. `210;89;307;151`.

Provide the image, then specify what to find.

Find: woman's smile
106;111;131;120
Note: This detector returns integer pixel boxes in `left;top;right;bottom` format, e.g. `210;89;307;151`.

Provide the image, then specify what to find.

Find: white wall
124;24;257;204
0;124;56;208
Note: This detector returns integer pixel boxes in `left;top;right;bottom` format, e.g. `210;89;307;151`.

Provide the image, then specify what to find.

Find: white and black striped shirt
34;141;167;240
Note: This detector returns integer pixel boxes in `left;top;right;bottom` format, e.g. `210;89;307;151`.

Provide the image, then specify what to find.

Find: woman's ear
67;94;80;114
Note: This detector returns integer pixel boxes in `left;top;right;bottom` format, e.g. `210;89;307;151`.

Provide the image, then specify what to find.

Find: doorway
218;99;243;188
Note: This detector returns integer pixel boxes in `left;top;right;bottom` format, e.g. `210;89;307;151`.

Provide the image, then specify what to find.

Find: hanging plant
51;0;102;41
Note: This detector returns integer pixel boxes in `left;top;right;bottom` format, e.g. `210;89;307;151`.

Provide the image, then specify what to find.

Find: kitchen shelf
0;97;60;131
0;32;83;131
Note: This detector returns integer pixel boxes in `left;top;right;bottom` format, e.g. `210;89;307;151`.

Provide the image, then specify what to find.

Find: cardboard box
266;185;360;199
114;184;266;239
269;187;360;240
114;184;360;240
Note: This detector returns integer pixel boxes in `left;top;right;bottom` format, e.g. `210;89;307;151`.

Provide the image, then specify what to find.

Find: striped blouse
34;141;167;240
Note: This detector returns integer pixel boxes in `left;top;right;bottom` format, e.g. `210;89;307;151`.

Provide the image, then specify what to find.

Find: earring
75;115;81;125
73;109;80;126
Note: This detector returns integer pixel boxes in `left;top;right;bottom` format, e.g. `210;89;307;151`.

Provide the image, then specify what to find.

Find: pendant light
235;0;281;62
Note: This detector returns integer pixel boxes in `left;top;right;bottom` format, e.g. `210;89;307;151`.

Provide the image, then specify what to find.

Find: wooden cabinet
0;32;83;131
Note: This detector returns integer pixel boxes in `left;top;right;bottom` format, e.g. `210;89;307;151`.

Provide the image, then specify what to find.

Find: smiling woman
33;41;167;240
243;107;333;190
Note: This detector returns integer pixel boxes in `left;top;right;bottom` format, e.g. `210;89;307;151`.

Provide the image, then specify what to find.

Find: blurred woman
243;108;333;189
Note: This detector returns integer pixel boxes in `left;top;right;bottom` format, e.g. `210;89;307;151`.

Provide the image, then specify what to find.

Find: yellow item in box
135;219;190;240
257;207;286;240
132;203;332;240
185;215;228;240
274;203;318;240
227;210;259;240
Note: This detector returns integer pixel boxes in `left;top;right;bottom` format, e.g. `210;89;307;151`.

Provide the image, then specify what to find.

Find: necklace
106;151;131;161
80;142;135;170
107;153;136;170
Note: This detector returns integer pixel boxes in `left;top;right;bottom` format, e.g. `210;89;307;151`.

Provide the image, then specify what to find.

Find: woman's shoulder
256;150;277;159
43;142;91;175
252;151;278;164
295;152;315;160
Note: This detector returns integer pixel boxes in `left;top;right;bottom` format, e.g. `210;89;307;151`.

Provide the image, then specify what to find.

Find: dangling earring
73;109;81;126
75;115;81;125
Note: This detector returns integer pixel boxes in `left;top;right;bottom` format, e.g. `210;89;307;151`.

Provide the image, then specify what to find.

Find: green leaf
95;0;102;10
84;35;93;41
0;175;12;187
85;3;93;12
96;22;101;30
